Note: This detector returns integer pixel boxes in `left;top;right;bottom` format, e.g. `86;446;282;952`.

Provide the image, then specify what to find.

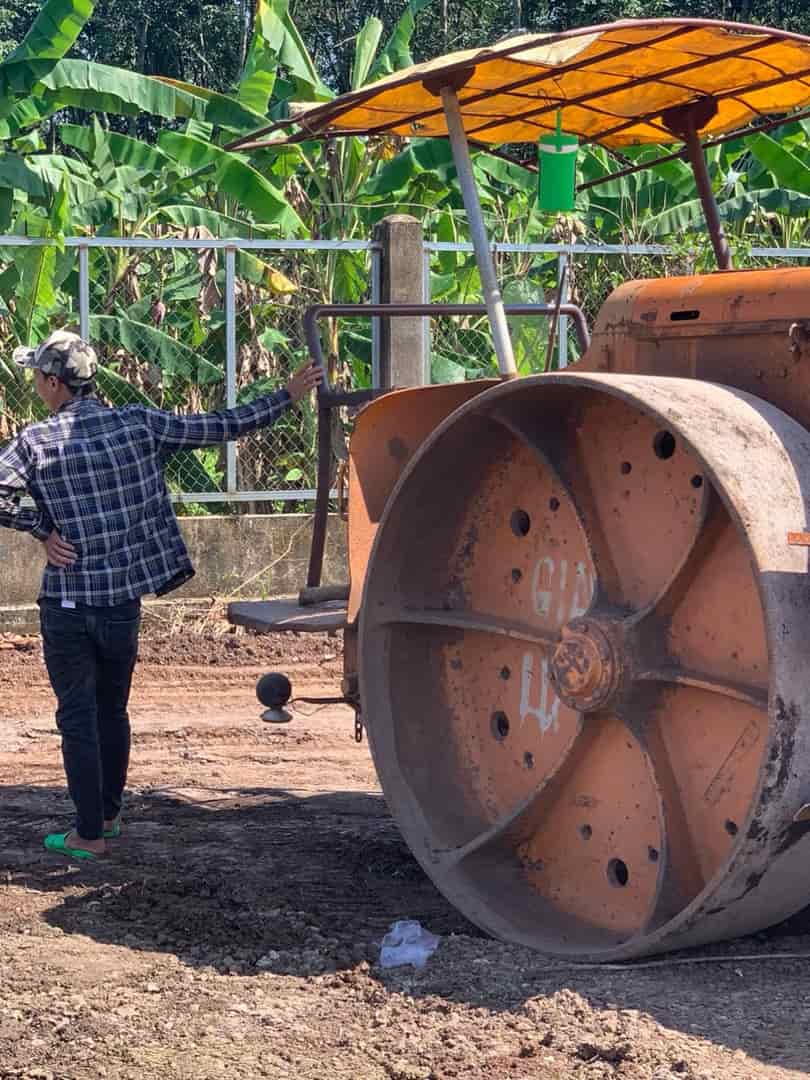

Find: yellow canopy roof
288;18;810;148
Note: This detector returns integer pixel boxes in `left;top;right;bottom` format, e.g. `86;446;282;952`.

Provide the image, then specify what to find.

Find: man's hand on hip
286;361;324;404
43;530;78;568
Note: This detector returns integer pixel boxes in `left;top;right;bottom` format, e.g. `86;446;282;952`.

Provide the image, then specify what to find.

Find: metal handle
304;302;591;393
305;301;591;590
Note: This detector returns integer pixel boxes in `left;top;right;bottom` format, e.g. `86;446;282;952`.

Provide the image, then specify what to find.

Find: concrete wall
0;514;348;630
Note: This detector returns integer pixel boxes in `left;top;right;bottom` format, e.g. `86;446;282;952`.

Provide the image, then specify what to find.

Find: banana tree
224;0;437;390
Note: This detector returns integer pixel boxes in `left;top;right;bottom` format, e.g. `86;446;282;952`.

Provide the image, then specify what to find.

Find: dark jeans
39;598;141;841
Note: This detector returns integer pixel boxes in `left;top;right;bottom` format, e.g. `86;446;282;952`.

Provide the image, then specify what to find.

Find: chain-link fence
424;241;810;377
3;236;809;510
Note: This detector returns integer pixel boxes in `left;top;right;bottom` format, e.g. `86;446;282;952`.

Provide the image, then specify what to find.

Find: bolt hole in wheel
653;430;676;459
511;567;522;583
510;508;531;536
620;461;632;475
691;474;703;488
360;373;810;959
524;751;535;769
491;711;510;740
607;858;630;888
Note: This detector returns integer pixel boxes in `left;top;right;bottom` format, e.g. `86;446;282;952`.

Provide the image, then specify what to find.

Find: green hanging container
538;113;578;213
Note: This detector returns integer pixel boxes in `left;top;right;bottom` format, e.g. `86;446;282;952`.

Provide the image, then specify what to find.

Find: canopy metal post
662;97;732;271
682;124;732;270
439;85;517;378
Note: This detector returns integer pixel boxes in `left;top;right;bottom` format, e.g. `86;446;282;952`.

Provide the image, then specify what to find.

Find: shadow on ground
5;780;810;1075
2;781;480;968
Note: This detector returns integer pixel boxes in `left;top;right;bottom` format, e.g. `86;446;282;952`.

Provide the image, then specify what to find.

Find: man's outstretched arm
141;361;324;453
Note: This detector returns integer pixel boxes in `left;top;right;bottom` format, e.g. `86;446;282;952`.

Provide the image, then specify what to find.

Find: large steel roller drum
359;373;810;960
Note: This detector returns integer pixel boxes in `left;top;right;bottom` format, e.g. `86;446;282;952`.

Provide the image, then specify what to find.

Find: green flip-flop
43;832;99;861
103;820;121;839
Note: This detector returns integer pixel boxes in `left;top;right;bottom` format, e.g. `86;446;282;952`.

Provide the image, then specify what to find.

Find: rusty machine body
228;20;810;960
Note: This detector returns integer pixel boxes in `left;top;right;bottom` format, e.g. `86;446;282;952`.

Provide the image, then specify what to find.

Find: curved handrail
305;302;591;588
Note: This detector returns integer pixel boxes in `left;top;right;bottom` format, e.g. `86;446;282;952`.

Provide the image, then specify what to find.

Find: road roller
228;19;810;960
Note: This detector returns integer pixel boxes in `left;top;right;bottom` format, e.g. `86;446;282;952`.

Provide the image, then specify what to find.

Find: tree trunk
239;0;252;73
129;13;149;135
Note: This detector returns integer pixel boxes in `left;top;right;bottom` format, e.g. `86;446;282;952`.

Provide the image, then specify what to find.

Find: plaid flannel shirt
0;391;292;606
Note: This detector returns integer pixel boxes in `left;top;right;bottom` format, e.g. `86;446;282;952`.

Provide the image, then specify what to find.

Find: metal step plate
227;597;348;634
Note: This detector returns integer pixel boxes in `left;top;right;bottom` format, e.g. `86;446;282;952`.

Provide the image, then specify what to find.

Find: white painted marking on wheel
532;555;594;623
532;556;555;617
520;651;559;734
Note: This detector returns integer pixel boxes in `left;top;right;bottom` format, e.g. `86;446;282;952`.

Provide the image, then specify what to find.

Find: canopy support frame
437;82;518;378
662;97;732;271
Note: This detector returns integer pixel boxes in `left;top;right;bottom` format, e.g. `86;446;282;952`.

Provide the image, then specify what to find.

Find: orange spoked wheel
359;373;810;960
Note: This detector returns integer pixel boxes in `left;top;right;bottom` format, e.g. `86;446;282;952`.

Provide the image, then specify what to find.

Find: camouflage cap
13;330;98;389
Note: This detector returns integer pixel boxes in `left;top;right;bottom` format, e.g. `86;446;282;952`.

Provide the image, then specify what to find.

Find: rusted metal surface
358;371;810;959
580;267;810;429
307;399;334;590
550;618;624;713
230;260;810;960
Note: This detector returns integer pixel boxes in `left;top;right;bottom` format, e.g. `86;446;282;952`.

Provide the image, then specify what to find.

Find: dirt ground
3;616;810;1080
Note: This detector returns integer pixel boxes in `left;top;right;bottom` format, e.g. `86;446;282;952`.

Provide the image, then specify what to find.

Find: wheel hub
550;618;622;712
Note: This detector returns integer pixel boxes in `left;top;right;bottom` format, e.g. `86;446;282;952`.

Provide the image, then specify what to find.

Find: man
0;329;323;860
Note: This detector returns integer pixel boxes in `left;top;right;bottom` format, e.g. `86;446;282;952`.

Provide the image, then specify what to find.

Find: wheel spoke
635;667;767;710
381;606;559;649
642;717;707;925
515;713;662;935
636;681;769;929
527;393;708;613
630;488;723;626
426;718;589;870
429;714;663;937
488;408;570;485
490;405;614;609
634;499;769;693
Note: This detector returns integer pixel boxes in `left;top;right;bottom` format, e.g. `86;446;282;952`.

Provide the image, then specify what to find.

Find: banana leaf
360;138;457;197
238;0;286;114
158;131;305;234
369;0;433;81
0;0;94;105
152;77;270;133
90;315;223;385
13;178;70;343
0;152;48;198
748;132;810;194
60;122;171;174
37;60;266;129
0;97;59;140
351;18;384;92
